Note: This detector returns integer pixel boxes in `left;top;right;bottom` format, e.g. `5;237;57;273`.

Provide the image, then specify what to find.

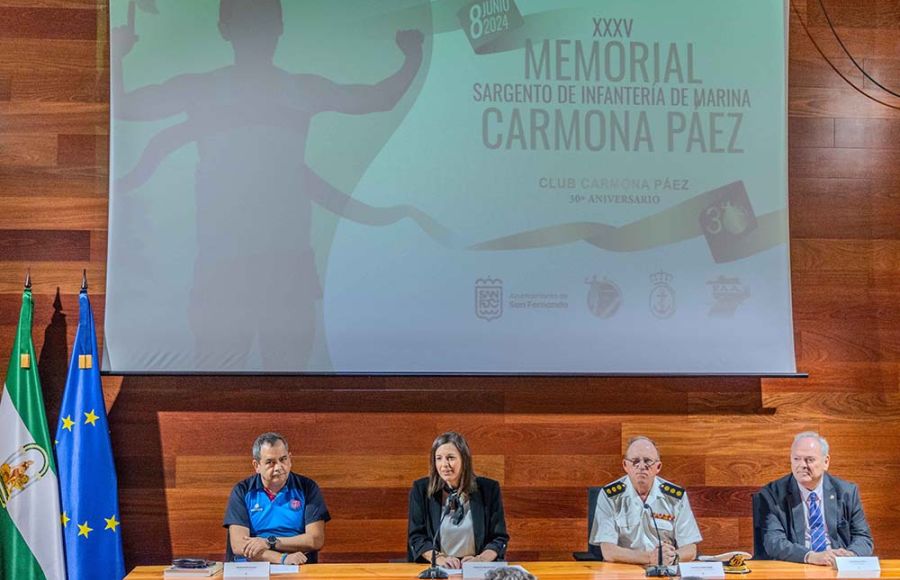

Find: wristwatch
266;536;277;551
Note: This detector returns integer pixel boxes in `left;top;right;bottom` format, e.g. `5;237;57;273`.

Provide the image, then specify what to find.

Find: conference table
125;560;900;579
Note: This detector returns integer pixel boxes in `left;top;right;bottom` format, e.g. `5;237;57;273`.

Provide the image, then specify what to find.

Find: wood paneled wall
1;0;898;568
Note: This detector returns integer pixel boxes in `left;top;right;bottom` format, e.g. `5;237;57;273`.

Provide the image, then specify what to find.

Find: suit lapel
471;488;485;551
789;476;807;542
823;474;841;548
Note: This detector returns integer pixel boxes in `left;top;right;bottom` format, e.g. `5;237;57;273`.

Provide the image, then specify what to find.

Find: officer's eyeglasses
625;457;659;469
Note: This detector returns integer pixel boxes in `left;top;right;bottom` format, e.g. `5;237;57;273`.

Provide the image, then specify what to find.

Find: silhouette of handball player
112;0;442;370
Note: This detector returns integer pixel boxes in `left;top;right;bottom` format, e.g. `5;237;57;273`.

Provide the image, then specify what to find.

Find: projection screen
104;0;796;374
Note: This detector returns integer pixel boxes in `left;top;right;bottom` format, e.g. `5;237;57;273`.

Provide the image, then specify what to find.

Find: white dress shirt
798;480;831;551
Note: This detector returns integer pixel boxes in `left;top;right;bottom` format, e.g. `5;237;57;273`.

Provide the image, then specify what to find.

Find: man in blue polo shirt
224;432;331;564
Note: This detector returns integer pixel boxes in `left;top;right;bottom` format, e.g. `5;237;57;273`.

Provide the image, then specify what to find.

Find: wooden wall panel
0;133;57;166
0;197;108;229
861;59;900;89
0;0;898;569
0;7;97;40
790;177;900;239
0;229;90;261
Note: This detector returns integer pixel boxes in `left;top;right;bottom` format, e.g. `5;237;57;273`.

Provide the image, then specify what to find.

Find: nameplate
224;562;269;578
462;562;507;579
835;557;880;577
679;561;725;578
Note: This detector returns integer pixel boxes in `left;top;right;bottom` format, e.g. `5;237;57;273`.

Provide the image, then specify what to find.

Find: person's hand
242;536;268;560
284;552;307;565
437;555;462;569
661;543;678;566
395;29;424;57
806;549;840;567
832;548;855;557
461;555;484;564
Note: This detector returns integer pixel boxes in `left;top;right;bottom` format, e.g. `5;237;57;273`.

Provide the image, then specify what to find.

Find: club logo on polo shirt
250;503;263;513
290;499;302;511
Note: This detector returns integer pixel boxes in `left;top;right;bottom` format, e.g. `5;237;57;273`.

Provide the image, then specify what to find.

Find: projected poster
105;0;795;374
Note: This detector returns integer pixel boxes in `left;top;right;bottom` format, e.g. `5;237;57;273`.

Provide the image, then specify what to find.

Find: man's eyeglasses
625;457;659;468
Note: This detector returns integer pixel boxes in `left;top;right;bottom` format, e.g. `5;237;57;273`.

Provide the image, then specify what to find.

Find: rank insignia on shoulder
660;482;685;499
604;482;626;497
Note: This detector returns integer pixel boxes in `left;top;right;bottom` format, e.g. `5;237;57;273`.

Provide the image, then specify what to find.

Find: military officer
589;436;702;566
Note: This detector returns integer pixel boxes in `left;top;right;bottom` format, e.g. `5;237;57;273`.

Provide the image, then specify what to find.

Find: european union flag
54;288;126;580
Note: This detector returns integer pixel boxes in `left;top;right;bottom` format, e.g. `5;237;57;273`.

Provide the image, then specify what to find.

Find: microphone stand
418;501;449;579
643;504;676;577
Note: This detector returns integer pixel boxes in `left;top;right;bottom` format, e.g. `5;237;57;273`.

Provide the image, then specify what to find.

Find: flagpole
54;277;127;580
0;271;67;580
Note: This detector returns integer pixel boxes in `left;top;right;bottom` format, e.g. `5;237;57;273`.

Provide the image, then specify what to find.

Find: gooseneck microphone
418;497;451;579
646;504;664;567
643;503;675;577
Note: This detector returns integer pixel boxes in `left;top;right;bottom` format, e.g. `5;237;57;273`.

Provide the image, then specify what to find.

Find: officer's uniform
589;475;702;552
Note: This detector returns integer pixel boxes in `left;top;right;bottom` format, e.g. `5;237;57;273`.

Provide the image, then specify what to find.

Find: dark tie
808;492;828;552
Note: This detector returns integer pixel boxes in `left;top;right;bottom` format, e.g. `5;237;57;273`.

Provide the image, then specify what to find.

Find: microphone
643;503;675;577
418;498;450;579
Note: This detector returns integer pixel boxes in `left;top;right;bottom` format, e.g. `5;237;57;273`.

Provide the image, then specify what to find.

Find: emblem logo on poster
698;182;759;263
585;275;622;319
706;275;750;317
649;271;676;319
475;277;503;321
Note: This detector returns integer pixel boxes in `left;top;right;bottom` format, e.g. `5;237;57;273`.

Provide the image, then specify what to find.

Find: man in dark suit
757;432;873;566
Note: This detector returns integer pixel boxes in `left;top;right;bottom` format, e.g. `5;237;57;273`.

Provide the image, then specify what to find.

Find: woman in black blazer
407;431;509;568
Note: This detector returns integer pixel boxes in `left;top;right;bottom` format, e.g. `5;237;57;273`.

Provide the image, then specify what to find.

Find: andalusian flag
55;287;126;580
0;287;66;580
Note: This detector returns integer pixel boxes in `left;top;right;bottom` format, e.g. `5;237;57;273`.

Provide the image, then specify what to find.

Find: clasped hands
240;536;307;565
647;541;678;566
436;553;489;569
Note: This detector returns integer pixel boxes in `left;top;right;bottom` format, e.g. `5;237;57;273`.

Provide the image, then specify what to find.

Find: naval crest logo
585;275;622;319
649;271;676;319
475;277;503;321
0;443;50;508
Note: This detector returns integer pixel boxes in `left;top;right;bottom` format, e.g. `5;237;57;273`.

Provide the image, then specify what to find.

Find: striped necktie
808;491;828;552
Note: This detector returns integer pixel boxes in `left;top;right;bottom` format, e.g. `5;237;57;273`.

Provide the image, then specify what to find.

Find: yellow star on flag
61;415;75;431
61;512;71;527
84;409;99;426
104;515;120;532
77;521;93;538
